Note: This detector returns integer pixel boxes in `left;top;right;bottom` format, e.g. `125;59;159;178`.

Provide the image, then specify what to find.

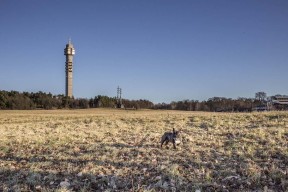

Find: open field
0;109;287;191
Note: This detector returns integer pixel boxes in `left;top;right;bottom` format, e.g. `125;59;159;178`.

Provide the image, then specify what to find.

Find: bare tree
255;92;267;102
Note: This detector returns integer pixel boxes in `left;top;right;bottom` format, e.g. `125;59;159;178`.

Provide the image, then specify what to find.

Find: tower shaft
64;40;75;98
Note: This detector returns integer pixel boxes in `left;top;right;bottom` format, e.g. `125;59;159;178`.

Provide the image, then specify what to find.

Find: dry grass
0;109;287;191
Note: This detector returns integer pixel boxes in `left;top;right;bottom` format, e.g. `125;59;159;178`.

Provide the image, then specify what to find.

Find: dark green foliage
0;91;154;110
153;97;256;112
0;90;35;109
122;99;154;109
0;90;270;111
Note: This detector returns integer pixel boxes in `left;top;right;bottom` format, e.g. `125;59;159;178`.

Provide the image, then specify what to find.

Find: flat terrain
0;109;287;191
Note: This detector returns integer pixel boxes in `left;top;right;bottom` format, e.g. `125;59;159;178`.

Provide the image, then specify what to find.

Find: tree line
153;97;259;112
153;92;287;112
0;90;153;110
0;90;271;111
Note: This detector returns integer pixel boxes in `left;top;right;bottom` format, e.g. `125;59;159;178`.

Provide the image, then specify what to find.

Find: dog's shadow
107;143;159;149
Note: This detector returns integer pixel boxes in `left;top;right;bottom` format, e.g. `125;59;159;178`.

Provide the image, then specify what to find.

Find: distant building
270;95;288;104
267;95;288;110
253;95;288;111
64;39;75;98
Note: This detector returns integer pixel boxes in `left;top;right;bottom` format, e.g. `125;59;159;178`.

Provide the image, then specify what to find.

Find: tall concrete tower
64;39;75;98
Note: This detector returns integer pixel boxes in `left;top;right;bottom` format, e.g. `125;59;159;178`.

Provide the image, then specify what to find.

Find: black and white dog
160;128;180;149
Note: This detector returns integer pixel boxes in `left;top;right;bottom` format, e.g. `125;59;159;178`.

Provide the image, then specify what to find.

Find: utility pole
117;86;124;108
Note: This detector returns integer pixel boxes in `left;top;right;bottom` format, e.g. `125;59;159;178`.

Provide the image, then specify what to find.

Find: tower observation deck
64;39;75;98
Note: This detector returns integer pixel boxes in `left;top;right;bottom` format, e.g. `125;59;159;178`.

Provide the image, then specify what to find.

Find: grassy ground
0;109;287;191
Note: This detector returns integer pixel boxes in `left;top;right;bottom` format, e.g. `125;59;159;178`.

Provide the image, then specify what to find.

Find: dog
160;128;179;149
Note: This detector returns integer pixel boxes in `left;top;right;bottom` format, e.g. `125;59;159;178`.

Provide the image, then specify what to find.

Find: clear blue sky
0;1;287;103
